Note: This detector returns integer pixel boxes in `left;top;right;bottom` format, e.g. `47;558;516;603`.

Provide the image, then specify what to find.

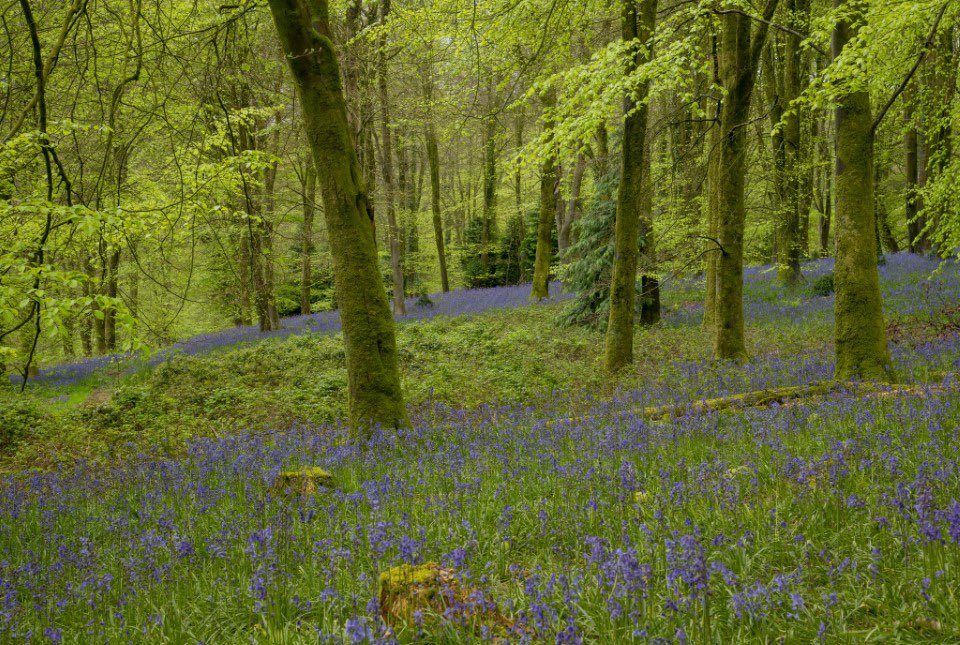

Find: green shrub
0;398;44;454
810;272;835;297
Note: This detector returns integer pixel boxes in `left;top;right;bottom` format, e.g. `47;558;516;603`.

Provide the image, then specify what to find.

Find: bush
0;398;43;454
810;272;835;297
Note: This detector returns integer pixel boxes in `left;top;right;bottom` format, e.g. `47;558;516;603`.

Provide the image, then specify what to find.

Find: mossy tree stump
378;563;516;639
270;467;334;496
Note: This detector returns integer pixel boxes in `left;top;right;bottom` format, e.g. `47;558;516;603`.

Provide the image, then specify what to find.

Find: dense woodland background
2;0;956;387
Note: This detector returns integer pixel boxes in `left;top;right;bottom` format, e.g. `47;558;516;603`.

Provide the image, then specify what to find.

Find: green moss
271;467;334;496
379;562;444;592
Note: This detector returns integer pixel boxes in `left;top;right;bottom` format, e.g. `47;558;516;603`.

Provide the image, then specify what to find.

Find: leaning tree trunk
713;0;778;361
531;93;557;301
604;0;657;373
831;0;894;382
301;160;317;315
267;0;408;431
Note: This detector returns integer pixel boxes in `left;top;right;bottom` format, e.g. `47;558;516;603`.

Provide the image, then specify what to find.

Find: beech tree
267;0;408;430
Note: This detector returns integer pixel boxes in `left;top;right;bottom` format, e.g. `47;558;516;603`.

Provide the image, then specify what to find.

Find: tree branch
871;1;950;133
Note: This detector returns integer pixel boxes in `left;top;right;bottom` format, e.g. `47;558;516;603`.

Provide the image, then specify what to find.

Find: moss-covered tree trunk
301;160;317;315
267;0;408;431
703;39;721;332
425;123;449;293
904;85;923;253
531;94;557;301
831;0;894;382
377;0;406;315
777;0;810;285
638;107;660;327
481;113;498;278
604;0;657;373
713;1;777;360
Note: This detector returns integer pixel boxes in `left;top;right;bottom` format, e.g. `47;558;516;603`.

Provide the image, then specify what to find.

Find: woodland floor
2;253;960;642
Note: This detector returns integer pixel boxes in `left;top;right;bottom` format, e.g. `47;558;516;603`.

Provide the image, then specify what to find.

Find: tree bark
267;0;408;431
713;1;778;360
832;0;894;382
481;113;497;277
425;120;449;292
604;0;658;373
376;0;406;315
301;160;317;314
703;34;721;332
904;84;922;253
777;0;810;285
531;93;557;301
559;153;587;255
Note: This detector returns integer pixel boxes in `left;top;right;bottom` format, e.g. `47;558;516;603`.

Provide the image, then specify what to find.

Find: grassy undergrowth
1;254;958;470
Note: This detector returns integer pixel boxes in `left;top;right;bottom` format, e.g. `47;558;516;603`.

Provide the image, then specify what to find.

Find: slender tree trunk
904;85;922;253
604;0;658;373
832;0;893;382
301;161;317;314
376;0;406;314
713;1;778;360
104;249;120;350
820;186;832;256
560;153;587;255
703;35;721;332
481;113;497;278
763;46;790;283
263;152;281;330
531;93;557;301
875;162;899;253
267;0;408;431
82;254;94;355
424;115;449;292
777;0;810;285
237;230;252;326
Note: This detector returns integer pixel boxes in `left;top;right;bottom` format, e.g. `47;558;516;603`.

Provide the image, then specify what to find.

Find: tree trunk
604;0;657;373
904;85;922;253
424;125;450;295
831;0;894;382
237;230;252;326
559;153;587;255
103;248;120;351
531;93;557;301
263;150;281;331
301;161;317;314
376;0;406;315
779;0;810;285
481;113;497;277
267;0;408;431
713;1;778;360
875;161;899;253
703;34;721;332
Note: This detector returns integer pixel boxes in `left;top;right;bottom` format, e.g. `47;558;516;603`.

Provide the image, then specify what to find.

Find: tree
377;0;406;315
531;92;558;301
712;0;778;361
604;0;658;373
267;0;408;431
301;159;317;315
831;0;893;381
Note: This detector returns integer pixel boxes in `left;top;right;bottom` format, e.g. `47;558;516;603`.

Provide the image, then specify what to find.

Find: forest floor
3;252;960;642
